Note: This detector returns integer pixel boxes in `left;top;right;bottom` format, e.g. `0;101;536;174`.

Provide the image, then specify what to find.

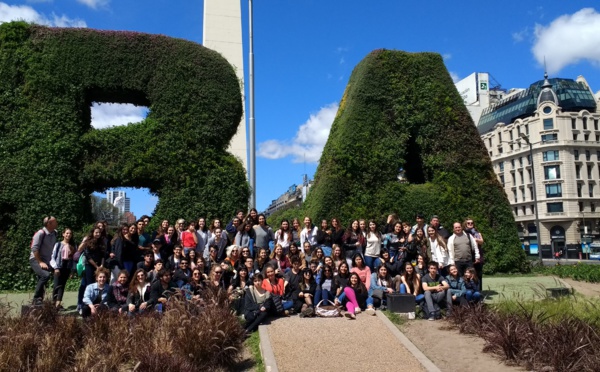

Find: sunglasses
214;271;223;274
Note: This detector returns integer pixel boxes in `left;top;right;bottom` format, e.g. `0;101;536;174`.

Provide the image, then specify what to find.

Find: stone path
266;312;429;372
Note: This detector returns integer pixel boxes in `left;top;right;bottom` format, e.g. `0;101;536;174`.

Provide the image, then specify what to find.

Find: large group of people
29;210;485;330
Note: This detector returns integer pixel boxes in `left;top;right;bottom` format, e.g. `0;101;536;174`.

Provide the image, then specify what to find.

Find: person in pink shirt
350;253;371;291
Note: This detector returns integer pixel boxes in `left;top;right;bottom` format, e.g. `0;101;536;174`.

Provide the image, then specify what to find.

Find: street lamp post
248;0;256;209
519;133;542;262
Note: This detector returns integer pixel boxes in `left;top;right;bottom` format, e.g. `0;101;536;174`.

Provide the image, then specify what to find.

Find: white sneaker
355;307;361;314
366;307;376;316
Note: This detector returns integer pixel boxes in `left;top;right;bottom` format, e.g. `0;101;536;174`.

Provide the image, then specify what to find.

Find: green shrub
0;22;249;290
532;263;600;283
303;49;526;274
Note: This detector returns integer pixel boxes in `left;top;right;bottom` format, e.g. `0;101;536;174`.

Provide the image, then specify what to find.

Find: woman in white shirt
274;219;292;254
300;216;318;252
364;220;382;271
427;226;450;276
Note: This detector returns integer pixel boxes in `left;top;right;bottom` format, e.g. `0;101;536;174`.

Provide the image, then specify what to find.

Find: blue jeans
364;256;381;272
465;290;481;302
314;289;332;305
282;300;293;311
400;284;425;302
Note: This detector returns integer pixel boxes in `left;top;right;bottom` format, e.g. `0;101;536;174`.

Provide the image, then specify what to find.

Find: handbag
271;294;284;313
315;300;341;318
371;289;384;300
76;253;86;276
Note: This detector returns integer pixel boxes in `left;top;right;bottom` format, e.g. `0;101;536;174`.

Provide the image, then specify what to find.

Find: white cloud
90;103;148;129
339;56;345;65
532;8;600;74
512;27;529;43
450;71;460;83
442;53;452;61
0;2;86;27
336;46;349;53
258;103;338;163
76;0;109;10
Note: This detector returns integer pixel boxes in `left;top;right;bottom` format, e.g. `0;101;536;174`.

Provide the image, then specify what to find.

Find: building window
542;133;558;142
517;126;521;135
578;183;583;197
525;124;529;135
547;202;564;213
596;134;600;142
522;206;526;215
500;174;505;186
519;171;524;184
498;147;503;154
545;184;562;198
573;133;579;141
489;151;492;157
498;133;502;142
574;149;580;160
592;203;596;212
588;164;593;179
514;207;518;216
576;165;581;179
543;150;559;161
590;184;594;197
511;159;515;169
488;138;492;147
529;186;533;199
512;173;516;185
543;118;554;130
531;204;535;214
583;117;588;130
595;119;599;130
579;201;584;212
499;161;504;172
513;190;518;203
544;165;560;180
509;131;513;141
521;188;526;200
527;154;532;165
585;134;590;141
587;150;591;161
528;169;532;182
572;118;577;129
519;157;523;167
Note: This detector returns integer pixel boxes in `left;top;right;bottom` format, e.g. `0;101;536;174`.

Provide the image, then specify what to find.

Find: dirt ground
400;320;524;372
561;277;600;297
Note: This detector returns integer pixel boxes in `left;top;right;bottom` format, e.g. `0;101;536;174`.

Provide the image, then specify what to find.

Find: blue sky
2;0;600;218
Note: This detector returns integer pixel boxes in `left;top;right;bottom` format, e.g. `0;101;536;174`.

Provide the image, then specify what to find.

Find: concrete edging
378;312;442;372
258;325;279;372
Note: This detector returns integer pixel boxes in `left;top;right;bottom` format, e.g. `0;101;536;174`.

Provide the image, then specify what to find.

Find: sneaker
428;316;436;321
355;307;361;314
32;298;43;306
345;312;356;320
366;307;376;316
301;306;314;318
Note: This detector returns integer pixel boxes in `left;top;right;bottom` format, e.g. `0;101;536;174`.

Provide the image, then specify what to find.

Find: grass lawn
482;276;568;303
0;291;79;316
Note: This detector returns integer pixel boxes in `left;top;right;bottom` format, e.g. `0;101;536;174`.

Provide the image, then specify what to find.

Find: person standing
463;218;484;289
447;222;480;277
50;228;75;309
30;216;58;305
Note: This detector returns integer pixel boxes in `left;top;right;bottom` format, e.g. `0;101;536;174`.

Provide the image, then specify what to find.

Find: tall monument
203;0;247;170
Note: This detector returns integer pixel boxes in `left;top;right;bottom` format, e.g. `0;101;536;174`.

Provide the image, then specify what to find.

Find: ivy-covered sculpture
303;49;527;273
0;22;249;289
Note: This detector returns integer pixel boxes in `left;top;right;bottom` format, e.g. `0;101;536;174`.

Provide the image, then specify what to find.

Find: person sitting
464;267;481;303
350;253;371;291
105;270;129;314
254;247;270;275
287;243;306;270
137;251;154;273
82;268;110;318
127;268;152;315
167;245;184;273
445;264;467;315
182;268;205;302
400;261;424;303
421;261;449;321
295;268;316;317
173;257;192;287
147;259;164;283
339;272;375;319
269;244;291;274
314;264;335;306
244;274;271;333
369;264;395;309
262;264;293;315
148;269;177;312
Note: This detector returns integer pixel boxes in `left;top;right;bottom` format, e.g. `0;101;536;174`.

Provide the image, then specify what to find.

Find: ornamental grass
0;288;245;372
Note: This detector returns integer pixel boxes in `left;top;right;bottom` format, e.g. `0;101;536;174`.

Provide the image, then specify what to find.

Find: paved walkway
266;312;429;372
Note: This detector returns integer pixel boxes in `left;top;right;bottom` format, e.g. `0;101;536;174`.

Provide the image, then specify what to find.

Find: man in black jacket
173;257;192;287
148;269;177;312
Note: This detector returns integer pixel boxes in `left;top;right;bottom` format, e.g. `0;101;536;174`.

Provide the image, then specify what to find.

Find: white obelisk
203;0;247;171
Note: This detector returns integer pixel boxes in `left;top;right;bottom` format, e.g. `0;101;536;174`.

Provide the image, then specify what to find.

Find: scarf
112;283;128;303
